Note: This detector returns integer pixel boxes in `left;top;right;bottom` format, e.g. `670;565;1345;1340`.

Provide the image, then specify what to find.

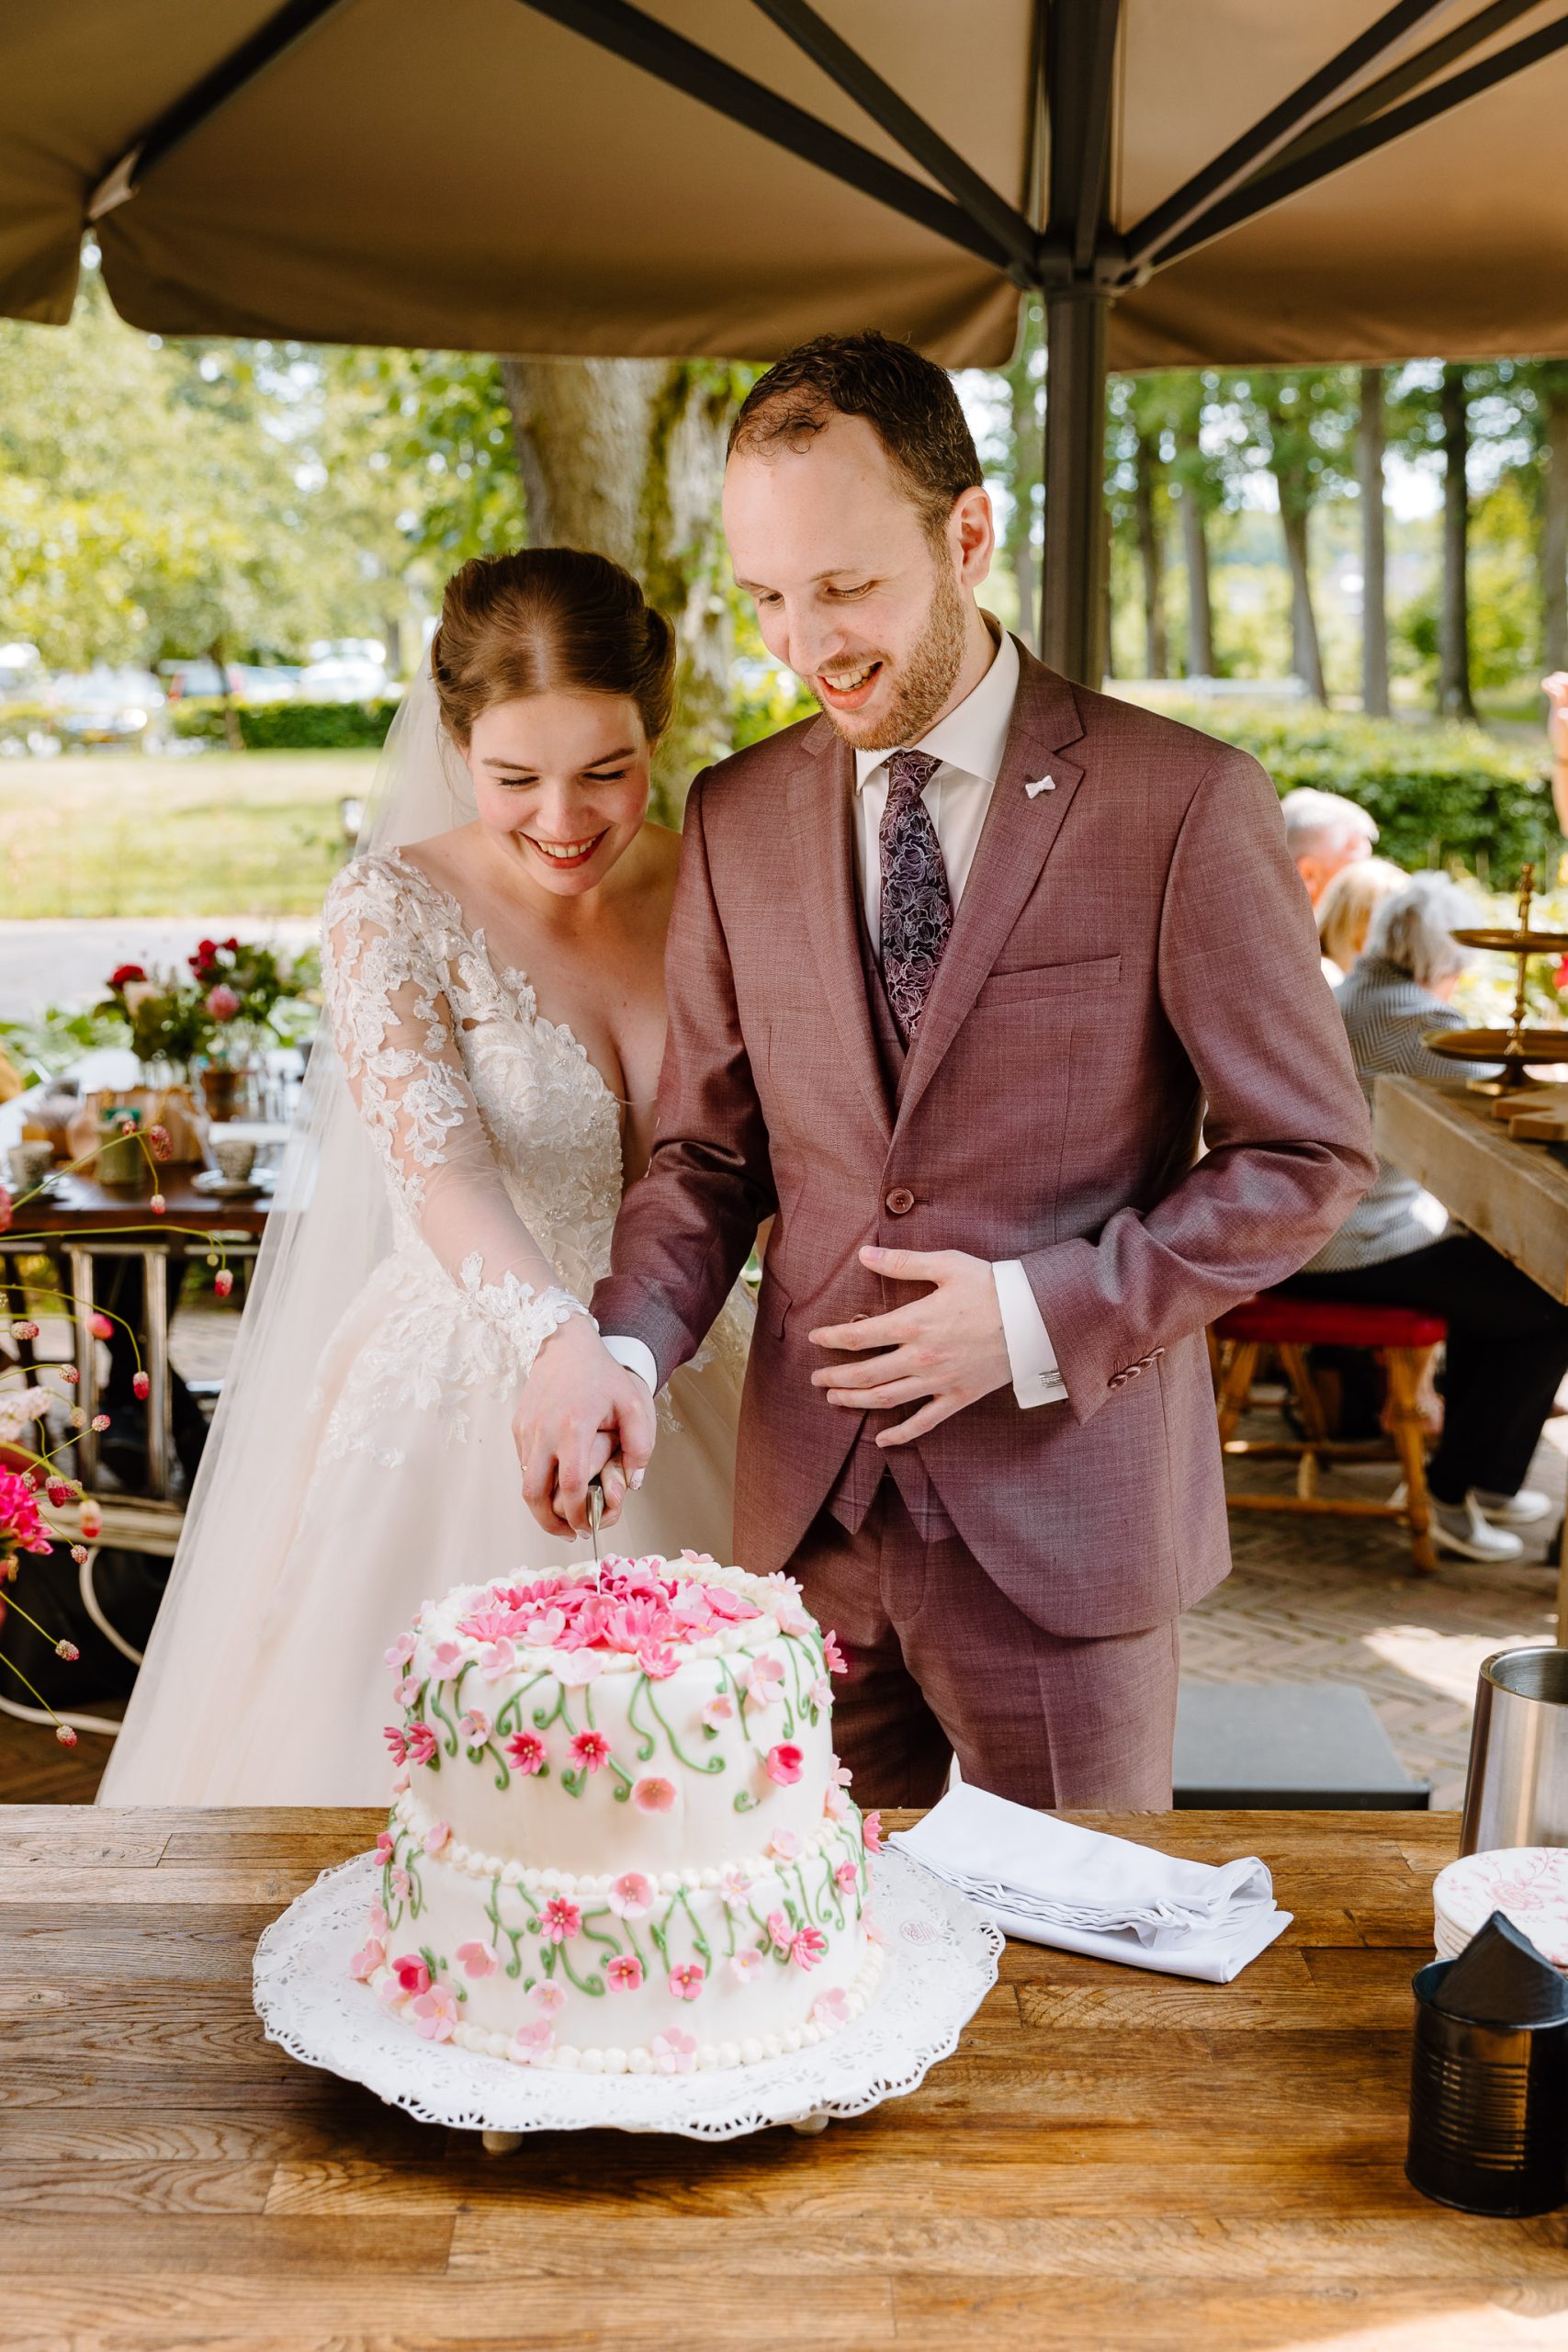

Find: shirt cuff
991;1260;1069;1408
603;1334;659;1395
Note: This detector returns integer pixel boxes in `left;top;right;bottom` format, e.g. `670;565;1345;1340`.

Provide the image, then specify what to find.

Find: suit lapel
787;718;893;1144
895;646;1088;1132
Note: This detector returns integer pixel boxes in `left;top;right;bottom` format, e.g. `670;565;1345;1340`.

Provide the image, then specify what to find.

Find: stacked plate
1433;1847;1568;1971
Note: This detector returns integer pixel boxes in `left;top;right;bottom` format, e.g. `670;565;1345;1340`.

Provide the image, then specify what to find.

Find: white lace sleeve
322;858;588;1376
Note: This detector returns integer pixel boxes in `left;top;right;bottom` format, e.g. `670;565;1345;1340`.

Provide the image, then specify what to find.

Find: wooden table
7;1804;1562;2352
1374;1074;1568;1642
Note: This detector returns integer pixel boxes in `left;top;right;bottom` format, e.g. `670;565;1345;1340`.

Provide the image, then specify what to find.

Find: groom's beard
813;555;969;752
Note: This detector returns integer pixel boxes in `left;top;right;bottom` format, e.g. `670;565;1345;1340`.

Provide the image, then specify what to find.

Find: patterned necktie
877;748;952;1044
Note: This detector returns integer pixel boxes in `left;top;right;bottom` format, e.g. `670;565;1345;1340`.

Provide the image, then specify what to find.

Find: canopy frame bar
747;0;1040;276
1117;0;1458;274
1146;6;1568;272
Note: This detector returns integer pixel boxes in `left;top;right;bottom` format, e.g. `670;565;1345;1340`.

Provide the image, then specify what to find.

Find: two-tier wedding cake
352;1552;884;2075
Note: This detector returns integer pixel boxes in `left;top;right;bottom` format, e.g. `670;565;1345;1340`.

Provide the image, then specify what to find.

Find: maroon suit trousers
793;1481;1180;1812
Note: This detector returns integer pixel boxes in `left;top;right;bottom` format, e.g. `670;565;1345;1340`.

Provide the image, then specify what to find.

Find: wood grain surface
5;1805;1565;2352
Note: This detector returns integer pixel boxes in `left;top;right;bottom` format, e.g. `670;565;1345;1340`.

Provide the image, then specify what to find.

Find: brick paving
5;1320;1563;1806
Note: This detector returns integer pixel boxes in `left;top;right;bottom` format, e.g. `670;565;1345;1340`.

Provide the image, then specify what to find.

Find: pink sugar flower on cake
405;1724;437;1768
607;1871;655;1918
389;1867;412;1900
739;1656;784;1707
822;1631;848;1676
513;2019;553;2064
812;1987;851;2028
523;1606;568;1647
411;1984;459;2041
765;1743;804;1787
637;1640;680;1680
382;1725;408;1766
668;1962;705;2001
680;1548;716;1566
367;1899;389;1937
768;1829;803;1861
605;1954;643;1992
392;1673;422;1708
569;1729;611;1773
631;1775;675;1815
765;1908;792;1954
384;1631;417;1669
719;1865;753;1908
457;1708;491;1747
790;1928;828;1972
773;1598;814;1637
374;1828;395;1863
458;1604;530;1645
376;1974;407;2011
506;1731;547;1775
423;1819;450;1857
532;1980;568;2015
392;1954;431;1996
429;1639;464;1678
807;1675;831;1712
478;1637;516;1680
455;1939;498;1978
834;1861;859;1891
540;1897;581;1944
729;1946;763;1984
705;1584;761;1623
349;1934;386;1982
555;1649;603;1687
650;2027;697;2074
862;1811;885;1854
702;1693;735;1731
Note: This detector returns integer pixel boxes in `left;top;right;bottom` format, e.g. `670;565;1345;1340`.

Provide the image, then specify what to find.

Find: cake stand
253;1848;1001;2144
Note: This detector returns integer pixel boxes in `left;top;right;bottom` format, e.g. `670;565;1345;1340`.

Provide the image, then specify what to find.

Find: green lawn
0;750;379;918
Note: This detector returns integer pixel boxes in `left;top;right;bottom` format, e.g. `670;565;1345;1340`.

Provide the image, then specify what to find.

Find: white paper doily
253;1848;1002;2142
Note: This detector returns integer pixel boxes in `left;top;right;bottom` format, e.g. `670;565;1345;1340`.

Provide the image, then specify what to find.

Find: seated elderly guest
1280;786;1380;907
1286;873;1568;1563
1316;855;1407;987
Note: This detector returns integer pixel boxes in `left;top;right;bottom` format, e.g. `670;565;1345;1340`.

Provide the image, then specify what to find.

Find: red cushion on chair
1214;1293;1447;1350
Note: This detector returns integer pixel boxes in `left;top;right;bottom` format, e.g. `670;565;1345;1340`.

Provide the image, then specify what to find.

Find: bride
98;549;748;1805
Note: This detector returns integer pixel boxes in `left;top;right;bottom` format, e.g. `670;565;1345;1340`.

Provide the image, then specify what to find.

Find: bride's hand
513;1316;657;1539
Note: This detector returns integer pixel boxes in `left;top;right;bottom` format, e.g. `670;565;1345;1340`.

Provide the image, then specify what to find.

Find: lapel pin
1024;775;1055;797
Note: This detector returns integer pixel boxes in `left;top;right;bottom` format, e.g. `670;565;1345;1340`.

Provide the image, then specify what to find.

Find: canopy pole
1040;283;1111;685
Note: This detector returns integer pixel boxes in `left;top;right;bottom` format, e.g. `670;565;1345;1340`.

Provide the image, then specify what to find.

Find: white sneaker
1472;1487;1553;1528
1427;1493;1525;1563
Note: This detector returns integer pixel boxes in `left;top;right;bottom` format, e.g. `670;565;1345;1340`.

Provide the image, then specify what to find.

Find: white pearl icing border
392;1786;857;1895
366;1939;886;2075
412;1558;810;1679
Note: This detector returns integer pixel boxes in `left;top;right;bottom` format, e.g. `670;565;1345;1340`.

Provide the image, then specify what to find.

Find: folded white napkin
891;1781;1291;1984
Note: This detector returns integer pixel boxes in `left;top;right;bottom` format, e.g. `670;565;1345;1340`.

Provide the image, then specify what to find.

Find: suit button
885;1187;915;1216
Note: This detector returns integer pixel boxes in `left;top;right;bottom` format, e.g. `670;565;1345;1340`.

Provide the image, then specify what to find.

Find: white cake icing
353;1553;883;2073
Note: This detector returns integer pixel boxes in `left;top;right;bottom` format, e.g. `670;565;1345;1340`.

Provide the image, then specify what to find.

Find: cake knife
586;1474;604;1586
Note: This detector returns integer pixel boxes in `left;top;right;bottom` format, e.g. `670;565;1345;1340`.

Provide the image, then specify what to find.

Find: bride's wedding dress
98;847;747;1806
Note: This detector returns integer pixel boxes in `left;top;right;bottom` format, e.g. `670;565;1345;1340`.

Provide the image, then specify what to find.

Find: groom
515;331;1375;1810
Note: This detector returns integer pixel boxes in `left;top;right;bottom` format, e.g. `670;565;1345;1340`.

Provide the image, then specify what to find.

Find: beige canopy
6;0;1568;673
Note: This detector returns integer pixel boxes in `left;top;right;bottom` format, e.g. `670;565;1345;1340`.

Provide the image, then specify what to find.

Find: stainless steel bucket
1461;1645;1568;1857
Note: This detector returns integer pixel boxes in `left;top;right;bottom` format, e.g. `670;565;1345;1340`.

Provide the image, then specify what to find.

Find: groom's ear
950;485;995;589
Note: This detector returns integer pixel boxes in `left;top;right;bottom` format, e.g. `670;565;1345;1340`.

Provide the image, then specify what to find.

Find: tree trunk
1007;349;1038;651
1438;362;1475;720
1174;438;1214;677
500;357;737;821
1278;501;1326;703
1133;431;1168;677
1543;381;1568;675
1358;366;1389;717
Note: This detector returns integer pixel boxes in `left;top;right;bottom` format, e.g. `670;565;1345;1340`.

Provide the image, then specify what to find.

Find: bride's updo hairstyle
430;548;676;750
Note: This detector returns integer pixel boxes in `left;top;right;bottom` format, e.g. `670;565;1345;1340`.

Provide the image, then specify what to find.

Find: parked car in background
48;666;166;749
300;639;390;703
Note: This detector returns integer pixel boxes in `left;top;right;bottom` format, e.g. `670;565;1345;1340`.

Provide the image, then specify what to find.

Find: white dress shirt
605;625;1068;1411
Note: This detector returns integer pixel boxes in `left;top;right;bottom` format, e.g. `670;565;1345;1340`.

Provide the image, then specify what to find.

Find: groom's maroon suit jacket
592;642;1376;1637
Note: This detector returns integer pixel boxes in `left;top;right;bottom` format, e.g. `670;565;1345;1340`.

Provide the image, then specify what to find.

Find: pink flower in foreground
132;1371;150;1400
149;1194;165;1216
422;1819;450;1857
532;1980;568;2016
86;1311;113;1340
405;1724;437;1768
392;1954;431;1996
206;983;241;1021
650;2027;697;2075
729;1946;763;1984
506;1731;547;1775
455;1939;497;1978
55;1724;77;1747
392;1674;421;1709
765;1908;792;1954
768;1829;802;1861
637;1640;680;1680
382;1725;408;1767
0;1185;10;1236
569;1728;610;1773
739;1655;784;1707
214;1268;233;1298
374;1829;395;1863
862;1810;885;1853
765;1743;804;1787
668;1962;705;2002
605;1953;643;1992
812;1987;851;2028
384;1631;417;1669
719;1865;753;1908
702;1692;735;1731
429;1639;463;1679
790;1928;828;1972
539;1897;581;1945
631;1775;675;1815
835;1860;859;1891
457;1708;491;1747
823;1630;848;1676
479;1637;516;1680
349;1934;385;1982
513;2019;554;2064
607;1871;654;1918
411;1984;459;2041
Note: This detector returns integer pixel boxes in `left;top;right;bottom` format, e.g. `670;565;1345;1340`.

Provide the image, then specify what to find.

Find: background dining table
5;1802;1559;2351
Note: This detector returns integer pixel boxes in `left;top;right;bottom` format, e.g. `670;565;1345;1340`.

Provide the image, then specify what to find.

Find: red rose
107;964;146;989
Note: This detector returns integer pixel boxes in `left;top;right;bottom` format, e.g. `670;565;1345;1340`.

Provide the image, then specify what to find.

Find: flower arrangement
98;965;217;1078
96;940;320;1080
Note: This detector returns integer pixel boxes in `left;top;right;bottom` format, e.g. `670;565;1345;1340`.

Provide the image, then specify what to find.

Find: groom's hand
513;1317;657;1539
807;1246;1012;1443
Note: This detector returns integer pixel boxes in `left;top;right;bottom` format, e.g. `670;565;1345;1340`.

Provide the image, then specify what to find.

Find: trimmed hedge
170;696;401;751
1146;700;1557;882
